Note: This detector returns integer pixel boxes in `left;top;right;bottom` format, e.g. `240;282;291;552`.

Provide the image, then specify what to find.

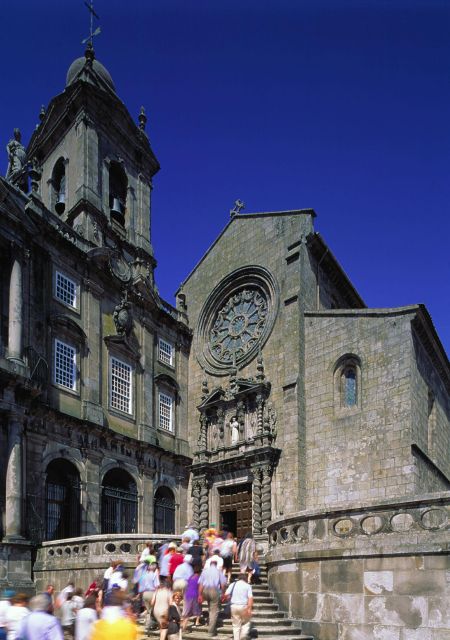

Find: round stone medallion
109;252;131;283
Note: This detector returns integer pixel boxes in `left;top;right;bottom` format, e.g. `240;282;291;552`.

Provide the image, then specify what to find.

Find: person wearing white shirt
224;575;253;640
204;551;224;571
5;594;29;640
74;595;98;640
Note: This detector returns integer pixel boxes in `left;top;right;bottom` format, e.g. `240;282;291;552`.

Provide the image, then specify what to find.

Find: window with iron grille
110;356;132;414
158;338;174;366
159;392;173;432
54;339;76;390
55;271;77;308
154;486;175;534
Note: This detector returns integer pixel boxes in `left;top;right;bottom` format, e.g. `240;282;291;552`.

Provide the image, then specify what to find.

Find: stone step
143;630;312;640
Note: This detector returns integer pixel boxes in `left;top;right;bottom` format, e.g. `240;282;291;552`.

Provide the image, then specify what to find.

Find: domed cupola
65;46;116;94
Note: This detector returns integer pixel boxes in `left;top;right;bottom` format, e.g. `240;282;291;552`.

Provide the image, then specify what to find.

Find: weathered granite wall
266;493;450;640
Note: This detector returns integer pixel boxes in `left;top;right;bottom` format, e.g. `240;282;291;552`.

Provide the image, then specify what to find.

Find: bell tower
27;45;159;274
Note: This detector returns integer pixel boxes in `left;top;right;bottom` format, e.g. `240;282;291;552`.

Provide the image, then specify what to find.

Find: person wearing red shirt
168;548;184;578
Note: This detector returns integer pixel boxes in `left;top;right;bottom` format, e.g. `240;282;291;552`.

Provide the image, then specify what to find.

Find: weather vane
82;0;101;48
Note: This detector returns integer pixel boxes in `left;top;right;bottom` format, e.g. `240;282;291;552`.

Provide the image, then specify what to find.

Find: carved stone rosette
261;464;273;530
252;466;263;535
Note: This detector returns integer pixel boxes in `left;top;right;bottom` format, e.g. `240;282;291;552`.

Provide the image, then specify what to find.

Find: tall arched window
52;158;66;215
334;354;361;412
341;366;357;407
154;486;175;534
45;459;80;540
101;468;137;534
109;161;127;226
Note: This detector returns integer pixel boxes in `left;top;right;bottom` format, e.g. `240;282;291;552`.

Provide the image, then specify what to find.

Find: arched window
52;158;66;215
334;354;361;411
154;486;175;534
109;161;127;226
341;365;357;407
45;459;80;540
101;468;137;534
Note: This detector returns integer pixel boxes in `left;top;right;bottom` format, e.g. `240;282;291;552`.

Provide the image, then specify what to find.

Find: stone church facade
1;49;449;639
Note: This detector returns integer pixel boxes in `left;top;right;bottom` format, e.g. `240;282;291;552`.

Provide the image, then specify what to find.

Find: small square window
110;356;132;415
158;339;174;366
159;392;173;432
55;271;77;308
54;339;76;390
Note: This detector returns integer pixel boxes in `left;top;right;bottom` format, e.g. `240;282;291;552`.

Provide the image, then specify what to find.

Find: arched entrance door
45;459;81;540
101;469;137;534
154;486;175;534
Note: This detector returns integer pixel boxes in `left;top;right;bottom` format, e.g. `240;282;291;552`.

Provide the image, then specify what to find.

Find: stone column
252;466;263;535
261;464;273;531
197;414;208;451
7;258;23;364
5;415;24;539
196;476;209;531
256;394;264;437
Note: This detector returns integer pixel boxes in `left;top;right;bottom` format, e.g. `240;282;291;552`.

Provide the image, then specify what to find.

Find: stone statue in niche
247;411;257;440
229;416;240;445
6;129;27;182
211;423;219;450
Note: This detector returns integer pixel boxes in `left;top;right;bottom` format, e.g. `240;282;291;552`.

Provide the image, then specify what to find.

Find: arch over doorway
45;459;81;540
154;486;175;534
101;468;137;534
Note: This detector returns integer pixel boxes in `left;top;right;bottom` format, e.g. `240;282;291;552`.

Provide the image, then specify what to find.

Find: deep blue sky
1;0;449;356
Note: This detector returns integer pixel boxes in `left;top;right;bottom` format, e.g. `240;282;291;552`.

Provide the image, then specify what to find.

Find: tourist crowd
0;525;259;640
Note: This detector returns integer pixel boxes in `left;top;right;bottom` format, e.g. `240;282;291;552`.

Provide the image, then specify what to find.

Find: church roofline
176;208;317;294
307;232;366;308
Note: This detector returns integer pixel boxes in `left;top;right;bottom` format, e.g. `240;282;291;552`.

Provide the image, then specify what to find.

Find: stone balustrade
268;492;450;557
34;533;180;592
266;492;450;640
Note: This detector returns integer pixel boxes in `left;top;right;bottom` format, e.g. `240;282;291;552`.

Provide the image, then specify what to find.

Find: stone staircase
141;563;313;639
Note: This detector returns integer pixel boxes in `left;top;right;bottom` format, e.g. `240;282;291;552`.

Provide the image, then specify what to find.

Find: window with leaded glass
341;367;357;407
54;339;76;390
110;356;132;414
159;392;173;432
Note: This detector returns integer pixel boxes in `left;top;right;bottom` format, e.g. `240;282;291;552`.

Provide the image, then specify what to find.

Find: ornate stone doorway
219;483;252;540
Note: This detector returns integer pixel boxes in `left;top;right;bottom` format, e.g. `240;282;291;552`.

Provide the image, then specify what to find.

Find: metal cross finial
82;0;101;48
230;199;245;218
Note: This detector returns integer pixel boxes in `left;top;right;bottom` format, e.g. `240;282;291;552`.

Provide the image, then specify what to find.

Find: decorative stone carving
229;416;240;445
256;393;264;437
210;289;268;364
261;464;273;529
252;466;263;535
109;252;131;283
195;477;209;531
198;413;208;450
6;129;27;183
230;198;245;218
196;266;279;374
113;296;132;336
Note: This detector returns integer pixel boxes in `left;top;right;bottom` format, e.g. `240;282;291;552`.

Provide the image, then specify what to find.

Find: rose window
209;289;268;363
